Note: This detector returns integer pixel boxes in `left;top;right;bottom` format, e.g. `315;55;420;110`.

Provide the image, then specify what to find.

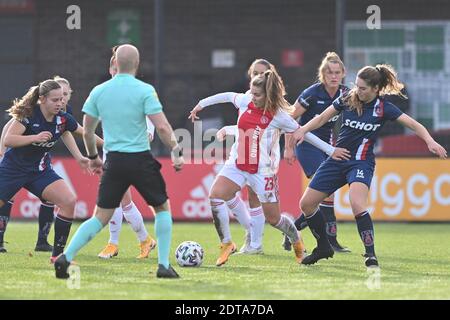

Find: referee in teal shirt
55;44;184;279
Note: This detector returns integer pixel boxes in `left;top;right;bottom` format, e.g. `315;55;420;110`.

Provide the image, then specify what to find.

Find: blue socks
154;211;173;269
64;216;103;262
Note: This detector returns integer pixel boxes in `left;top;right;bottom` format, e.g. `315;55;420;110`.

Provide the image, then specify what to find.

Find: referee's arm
82;114;100;158
147;112;178;150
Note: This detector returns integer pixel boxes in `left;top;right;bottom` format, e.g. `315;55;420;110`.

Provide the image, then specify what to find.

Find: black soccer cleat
301;246;334;265
54;254;71;279
282;234;292;252
363;254;379;268
0;242;6;253
330;241;351;253
35;241;53;252
156;264;180;279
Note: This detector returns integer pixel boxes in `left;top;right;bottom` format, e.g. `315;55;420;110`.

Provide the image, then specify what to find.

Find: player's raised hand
331;147;351;161
188;104;203;123
428;141;447;159
34;131;53;143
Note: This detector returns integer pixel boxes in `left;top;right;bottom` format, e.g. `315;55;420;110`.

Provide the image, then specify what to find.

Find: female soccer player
189;70;350;266
215;58;278;255
0;79;89;258
293;64;447;267
282;52;350;253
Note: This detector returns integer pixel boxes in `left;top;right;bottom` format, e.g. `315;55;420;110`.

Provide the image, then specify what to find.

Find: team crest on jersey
360;230;374;246
372;99;384;118
260;115;269;124
55;116;67;134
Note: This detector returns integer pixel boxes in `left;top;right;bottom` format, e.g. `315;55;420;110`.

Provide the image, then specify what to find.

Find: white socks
249;206;265;248
226;196;251;231
210;198;231;243
122;202;148;242
108;208;123;245
109;202;148;244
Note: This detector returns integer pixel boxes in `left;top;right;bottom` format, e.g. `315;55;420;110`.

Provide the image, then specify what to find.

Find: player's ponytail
344;64;407;116
7;79;61;121
375;64;406;97
251;70;292;115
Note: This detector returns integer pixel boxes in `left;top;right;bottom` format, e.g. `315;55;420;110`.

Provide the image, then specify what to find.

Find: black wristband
87;154;98;160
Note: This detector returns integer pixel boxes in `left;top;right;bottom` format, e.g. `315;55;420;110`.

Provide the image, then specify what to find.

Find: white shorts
218;163;279;203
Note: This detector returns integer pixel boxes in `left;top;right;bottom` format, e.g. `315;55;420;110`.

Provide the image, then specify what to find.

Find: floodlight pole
154;0;164;97
336;0;346;58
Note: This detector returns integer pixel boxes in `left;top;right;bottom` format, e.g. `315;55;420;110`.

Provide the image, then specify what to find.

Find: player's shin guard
210;198;231;243
37;202;55;244
320;201;338;243
305;208;331;249
0;200;13;247
64;216;103;261
294;213;308;231
274;215;299;243
355;211;375;256
154;211;172;269
249;206;265;248
122;202;148;242
52;214;73;257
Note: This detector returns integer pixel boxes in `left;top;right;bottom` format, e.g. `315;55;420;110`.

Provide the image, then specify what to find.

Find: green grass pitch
1;221;449;299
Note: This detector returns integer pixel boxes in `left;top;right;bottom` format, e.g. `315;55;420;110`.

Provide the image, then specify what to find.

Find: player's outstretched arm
72;124;104;148
189;92;241;122
3;120;52;148
396;114;447;159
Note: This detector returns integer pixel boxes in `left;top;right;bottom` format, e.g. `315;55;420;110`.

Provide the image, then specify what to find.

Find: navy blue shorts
0;167;62;202
296;141;329;178
309;158;375;196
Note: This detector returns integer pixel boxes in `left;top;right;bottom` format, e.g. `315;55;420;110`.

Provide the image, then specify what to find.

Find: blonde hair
7;80;61;121
53;75;71;88
251;70;293;115
247;59;273;79
317;52;345;84
344;64;407;116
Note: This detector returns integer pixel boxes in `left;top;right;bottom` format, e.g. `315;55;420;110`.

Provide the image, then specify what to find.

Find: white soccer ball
175;241;204;267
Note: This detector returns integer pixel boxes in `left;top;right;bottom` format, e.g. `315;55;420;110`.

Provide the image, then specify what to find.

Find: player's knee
266;215;279;226
300;197;316;215
59;193;77;210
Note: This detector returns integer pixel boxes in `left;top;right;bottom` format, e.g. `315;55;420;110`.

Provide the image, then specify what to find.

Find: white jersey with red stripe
199;92;336;174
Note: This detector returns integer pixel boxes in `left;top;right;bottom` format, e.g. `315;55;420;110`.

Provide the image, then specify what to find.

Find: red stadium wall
10;157;304;221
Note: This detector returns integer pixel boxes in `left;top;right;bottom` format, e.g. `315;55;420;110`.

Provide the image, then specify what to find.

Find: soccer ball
175;241;204;267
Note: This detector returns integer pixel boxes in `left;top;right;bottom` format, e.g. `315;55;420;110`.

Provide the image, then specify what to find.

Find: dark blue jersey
333;96;403;161
297;83;348;143
66;104;73;115
0;106;78;173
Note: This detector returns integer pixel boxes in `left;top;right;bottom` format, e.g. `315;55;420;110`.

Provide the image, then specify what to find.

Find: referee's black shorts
97;151;168;209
